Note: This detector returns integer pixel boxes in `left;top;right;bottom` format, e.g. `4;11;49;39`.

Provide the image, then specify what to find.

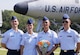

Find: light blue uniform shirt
37;29;58;51
21;32;38;55
58;28;80;50
1;28;24;50
78;34;80;42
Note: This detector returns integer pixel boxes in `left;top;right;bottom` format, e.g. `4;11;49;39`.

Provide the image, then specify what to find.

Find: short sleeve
36;33;40;45
19;29;24;35
57;32;62;43
20;35;25;46
52;31;59;44
1;32;9;44
73;31;80;43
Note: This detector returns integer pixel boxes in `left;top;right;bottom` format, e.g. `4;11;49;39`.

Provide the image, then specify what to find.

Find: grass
54;47;60;55
0;37;7;55
0;38;1;47
0;50;7;55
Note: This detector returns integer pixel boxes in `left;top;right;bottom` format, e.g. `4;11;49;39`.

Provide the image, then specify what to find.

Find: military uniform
58;14;80;55
1;16;24;55
37;29;58;51
20;18;38;55
36;16;59;55
58;28;79;55
21;32;38;55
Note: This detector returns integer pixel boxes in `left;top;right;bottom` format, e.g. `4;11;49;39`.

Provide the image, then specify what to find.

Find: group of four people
1;14;80;55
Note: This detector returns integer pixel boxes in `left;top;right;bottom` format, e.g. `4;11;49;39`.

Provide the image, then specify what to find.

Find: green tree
1;10;37;33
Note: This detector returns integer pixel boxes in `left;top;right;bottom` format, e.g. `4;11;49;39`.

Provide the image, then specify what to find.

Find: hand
75;52;79;55
38;53;42;55
45;52;51;55
38;51;42;55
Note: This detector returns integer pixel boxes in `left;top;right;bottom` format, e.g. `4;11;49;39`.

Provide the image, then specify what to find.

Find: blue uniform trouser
7;49;20;55
60;50;75;55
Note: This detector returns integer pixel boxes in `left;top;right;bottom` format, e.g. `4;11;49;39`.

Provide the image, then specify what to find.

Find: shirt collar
63;27;71;33
42;29;51;34
11;28;19;32
26;32;36;38
26;32;34;35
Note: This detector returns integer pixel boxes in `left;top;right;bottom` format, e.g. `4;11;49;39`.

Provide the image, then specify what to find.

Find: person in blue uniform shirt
36;16;59;55
58;14;80;55
1;16;24;55
20;18;38;55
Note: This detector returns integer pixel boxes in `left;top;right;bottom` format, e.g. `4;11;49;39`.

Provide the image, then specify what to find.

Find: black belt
61;50;74;52
8;49;20;52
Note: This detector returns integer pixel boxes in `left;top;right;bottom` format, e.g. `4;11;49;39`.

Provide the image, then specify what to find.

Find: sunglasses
43;22;48;23
62;21;68;23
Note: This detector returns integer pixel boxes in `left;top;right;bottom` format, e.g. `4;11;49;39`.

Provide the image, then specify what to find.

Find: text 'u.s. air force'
45;5;80;13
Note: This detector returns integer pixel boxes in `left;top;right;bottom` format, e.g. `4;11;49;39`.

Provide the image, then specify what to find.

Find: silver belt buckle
64;50;67;52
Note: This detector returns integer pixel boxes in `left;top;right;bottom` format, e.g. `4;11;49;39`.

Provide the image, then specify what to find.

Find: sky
0;0;27;10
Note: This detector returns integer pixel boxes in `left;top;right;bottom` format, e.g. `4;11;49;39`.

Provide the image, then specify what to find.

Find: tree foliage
1;10;80;33
1;10;37;33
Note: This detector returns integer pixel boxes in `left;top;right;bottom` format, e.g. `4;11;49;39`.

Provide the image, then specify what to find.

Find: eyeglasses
62;21;68;23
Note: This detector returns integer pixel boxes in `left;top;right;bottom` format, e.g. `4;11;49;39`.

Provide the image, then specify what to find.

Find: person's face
11;19;19;28
62;19;71;28
42;20;50;29
26;24;34;31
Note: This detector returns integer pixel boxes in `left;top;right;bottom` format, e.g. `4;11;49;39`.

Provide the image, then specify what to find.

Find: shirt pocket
31;37;37;46
67;35;73;40
39;36;43;41
24;38;29;44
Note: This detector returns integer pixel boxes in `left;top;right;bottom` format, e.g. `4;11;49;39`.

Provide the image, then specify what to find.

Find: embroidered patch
60;36;62;37
34;37;37;39
67;35;72;37
11;35;14;37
